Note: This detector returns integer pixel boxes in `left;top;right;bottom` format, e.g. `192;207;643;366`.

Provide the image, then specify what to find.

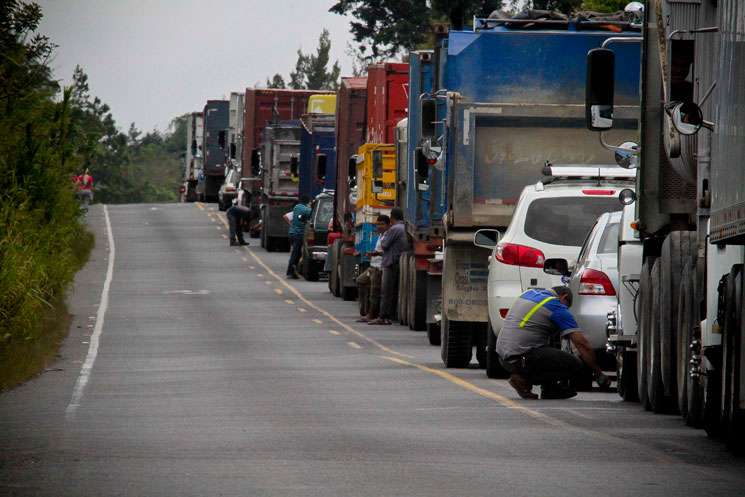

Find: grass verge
0;229;94;391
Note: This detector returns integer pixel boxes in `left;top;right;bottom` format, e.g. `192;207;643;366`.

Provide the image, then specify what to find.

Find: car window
576;221;600;266
597;221;620;254
524;197;620;247
314;198;333;228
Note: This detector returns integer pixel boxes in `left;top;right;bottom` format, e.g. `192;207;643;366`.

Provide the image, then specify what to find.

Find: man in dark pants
370;208;408;325
286;195;312;279
226;204;251;247
496;287;609;399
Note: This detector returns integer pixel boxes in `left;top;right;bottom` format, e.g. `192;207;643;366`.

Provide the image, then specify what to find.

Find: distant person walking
286;195;312;279
370;207;408;325
76;168;94;207
356;214;389;323
226;204;251;247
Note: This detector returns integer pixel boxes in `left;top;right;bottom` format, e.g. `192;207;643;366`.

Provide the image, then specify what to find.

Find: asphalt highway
1;203;744;497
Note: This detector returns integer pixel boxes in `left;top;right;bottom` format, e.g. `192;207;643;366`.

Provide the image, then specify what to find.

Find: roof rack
542;164;637;181
473;17;640;32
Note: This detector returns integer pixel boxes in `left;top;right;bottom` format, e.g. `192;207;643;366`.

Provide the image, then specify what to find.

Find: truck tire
677;262;696;417
486;323;508;379
440;316;472;368
398;255;409;326
328;243;337;296
648;260;669;413
427;322;441;346
617;349;639;402
722;265;743;450
638;257;655;410
409;266;427;331
660;232;696;409
340;255;357;302
260;218;266;249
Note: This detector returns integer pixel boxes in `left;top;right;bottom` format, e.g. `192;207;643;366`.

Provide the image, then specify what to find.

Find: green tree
288;29;341;90
266;73;286;88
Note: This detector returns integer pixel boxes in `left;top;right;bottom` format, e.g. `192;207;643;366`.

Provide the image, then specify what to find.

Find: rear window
314;198;333;229
524;197;620;247
598;222;620;254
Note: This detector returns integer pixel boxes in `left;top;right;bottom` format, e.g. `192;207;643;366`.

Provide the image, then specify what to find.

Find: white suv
485;167;636;337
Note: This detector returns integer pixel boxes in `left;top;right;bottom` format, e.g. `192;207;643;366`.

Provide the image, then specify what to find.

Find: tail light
494;243;546;268
499;308;509;319
579;268;616;296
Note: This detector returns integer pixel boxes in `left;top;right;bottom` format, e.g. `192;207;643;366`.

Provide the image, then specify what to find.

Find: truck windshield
314;197;333;230
524;197;620;247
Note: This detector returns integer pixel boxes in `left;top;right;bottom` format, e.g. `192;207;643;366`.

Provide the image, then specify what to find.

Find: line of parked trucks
183;1;745;452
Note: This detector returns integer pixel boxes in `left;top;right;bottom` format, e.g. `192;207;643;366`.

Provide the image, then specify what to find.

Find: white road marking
297;307;307;313
284;299;295;305
274;288;283;295
328;330;341;336
248;265;256;270
347;341;362;349
162;290;210;295
66;205;115;419
241;257;248;262
312;319;323;325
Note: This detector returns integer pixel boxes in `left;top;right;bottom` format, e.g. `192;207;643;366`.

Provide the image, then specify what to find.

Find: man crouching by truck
497;287;609;400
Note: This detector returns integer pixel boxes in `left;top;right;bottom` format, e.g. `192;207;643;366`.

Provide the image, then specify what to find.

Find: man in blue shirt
286;195;312;279
496;287;608;399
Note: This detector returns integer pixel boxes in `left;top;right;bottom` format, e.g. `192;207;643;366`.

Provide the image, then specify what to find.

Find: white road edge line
66;205;115;420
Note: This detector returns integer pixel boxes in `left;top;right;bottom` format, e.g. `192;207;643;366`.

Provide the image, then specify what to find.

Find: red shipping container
366;63;409;144
334;77;368;231
242;88;329;178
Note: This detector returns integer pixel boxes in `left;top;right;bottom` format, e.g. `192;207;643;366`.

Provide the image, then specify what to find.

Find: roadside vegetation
0;1;174;389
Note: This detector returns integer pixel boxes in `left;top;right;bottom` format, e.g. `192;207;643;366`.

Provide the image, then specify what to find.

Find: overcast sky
38;1;355;132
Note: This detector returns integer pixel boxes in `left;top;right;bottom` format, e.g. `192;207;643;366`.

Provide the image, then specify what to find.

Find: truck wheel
660;232;695;410
648;260;670;413
677;262;696;416
440;316;472;368
486;323;508;379
722;265;743;449
409;267;427;331
302;250;319;282
638;257;655;410
703;349;723;438
427;322;441;346
616;349;639;402
329;242;340;297
398;255;409;326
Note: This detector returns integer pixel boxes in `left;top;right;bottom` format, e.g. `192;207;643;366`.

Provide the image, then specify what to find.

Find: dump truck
423;17;641;368
259;120;303;252
202;100;229;201
586;0;745;451
298;94;337;200
395;50;444;340
328;77;368;299
182;111;203;202
332;64;409;302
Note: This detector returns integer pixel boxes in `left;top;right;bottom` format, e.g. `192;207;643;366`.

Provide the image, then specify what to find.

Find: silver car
566;211;621;350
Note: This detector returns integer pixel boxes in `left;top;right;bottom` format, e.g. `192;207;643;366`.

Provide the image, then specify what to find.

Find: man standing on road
496;286;609;399
356;214;389;323
226;203;251;247
286;195;312;279
370;207;408;325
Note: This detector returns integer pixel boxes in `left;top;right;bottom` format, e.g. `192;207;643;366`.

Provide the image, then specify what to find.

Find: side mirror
316;154;327;181
415;149;429;179
619;188;637;206
420;99;436;139
585;48;615;131
290;156;299;177
614;141;639;169
665;101;703;135
543;258;571;277
372;150;383;179
347;157;357;181
473;229;500;249
251;149;260;176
